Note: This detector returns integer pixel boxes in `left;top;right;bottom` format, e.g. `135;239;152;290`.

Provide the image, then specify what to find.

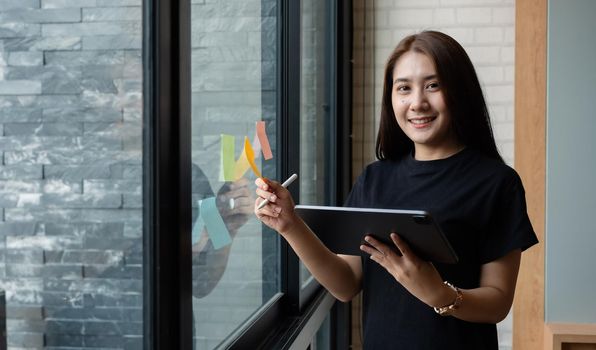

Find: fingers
222;185;250;198
255;177;287;193
255;187;277;204
390;233;410;258
221;178;251;197
360;235;393;257
253;178;296;230
360;237;393;269
359;234;410;258
360;236;392;266
254;177;271;191
230;196;252;209
254;177;285;205
213;180;253;220
253;197;281;219
230;177;250;188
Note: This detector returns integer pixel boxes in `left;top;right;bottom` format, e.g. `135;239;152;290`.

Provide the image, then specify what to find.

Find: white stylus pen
257;173;298;210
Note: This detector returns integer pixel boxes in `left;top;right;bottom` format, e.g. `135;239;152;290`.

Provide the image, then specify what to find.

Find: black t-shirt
345;148;538;350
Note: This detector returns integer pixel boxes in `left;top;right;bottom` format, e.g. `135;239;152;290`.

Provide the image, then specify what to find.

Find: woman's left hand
360;233;450;308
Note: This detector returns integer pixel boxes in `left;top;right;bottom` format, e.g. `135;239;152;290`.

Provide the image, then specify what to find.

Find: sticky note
220;134;236;182
199;197;232;249
252;128;261;157
256;121;273;160
234;140;251;180
244;136;262;178
191;203;205;245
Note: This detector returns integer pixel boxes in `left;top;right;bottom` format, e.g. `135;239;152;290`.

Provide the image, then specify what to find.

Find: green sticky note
220;134;236;181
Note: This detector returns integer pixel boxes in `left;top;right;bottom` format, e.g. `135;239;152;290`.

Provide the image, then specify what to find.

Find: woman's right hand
254;177;299;235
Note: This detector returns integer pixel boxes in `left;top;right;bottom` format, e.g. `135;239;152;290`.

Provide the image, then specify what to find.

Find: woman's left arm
361;234;521;324
448;248;521;323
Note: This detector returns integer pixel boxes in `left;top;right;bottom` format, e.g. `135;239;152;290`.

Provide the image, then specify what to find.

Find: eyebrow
393;74;438;84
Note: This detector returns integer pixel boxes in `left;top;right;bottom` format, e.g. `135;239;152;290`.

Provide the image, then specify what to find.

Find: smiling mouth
409;116;436;125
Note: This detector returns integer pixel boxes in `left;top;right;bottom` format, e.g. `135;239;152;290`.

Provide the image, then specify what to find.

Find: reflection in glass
299;0;333;287
190;0;279;348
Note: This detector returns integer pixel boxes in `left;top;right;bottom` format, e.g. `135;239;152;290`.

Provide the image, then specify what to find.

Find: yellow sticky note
234;140;251;180
220;134;236;181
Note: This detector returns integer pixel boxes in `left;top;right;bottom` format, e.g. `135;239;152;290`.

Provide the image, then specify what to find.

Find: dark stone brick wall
0;1;143;348
1;0;280;348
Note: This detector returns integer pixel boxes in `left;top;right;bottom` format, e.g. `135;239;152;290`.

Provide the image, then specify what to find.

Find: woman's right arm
254;177;362;302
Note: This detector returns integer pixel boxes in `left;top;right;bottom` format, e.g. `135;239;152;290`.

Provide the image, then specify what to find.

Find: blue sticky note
199;197;232;249
191;201;205;245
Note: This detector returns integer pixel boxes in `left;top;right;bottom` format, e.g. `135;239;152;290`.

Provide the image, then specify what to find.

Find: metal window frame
143;0;192;348
143;0;352;348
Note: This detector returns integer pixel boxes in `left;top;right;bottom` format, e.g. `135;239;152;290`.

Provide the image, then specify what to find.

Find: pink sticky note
256;121;273;160
252;129;261;157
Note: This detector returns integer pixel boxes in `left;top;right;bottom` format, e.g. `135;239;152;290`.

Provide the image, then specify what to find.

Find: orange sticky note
244;136;262;178
256;121;273;160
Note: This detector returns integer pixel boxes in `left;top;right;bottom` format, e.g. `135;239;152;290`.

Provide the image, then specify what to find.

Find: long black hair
375;30;503;163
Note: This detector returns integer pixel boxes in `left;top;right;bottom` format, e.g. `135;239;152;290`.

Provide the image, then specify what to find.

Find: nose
409;89;429;112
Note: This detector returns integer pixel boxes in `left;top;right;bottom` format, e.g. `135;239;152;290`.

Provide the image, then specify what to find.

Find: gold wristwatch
433;281;463;316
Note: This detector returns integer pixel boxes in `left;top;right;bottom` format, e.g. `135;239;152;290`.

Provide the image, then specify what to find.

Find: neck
413;143;465;161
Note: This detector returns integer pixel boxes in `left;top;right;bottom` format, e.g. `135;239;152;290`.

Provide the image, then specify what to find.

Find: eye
426;81;440;91
396;85;410;93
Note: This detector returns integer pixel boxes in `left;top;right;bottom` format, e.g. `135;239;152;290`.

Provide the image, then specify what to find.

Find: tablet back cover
294;205;458;264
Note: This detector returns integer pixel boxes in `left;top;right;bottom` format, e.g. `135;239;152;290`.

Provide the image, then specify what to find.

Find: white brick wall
367;0;517;167
352;1;516;349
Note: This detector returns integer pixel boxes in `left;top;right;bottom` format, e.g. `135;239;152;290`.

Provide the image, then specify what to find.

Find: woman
254;31;538;349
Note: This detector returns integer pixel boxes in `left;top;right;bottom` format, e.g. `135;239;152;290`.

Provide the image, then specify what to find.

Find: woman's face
391;51;459;159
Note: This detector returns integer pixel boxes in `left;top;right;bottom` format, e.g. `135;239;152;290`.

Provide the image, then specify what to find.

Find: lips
408;116;436;127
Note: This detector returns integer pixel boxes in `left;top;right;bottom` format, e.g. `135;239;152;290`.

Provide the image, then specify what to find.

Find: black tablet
294;205;458;264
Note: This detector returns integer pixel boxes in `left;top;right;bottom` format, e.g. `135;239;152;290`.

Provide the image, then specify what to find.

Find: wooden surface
545;323;596;350
562;345;596;350
513;0;547;349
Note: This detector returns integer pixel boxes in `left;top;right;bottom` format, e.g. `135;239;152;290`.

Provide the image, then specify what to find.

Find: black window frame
143;0;352;348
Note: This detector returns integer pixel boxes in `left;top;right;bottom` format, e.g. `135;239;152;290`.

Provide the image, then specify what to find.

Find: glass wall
0;0;349;348
189;0;279;348
299;0;334;287
0;1;143;349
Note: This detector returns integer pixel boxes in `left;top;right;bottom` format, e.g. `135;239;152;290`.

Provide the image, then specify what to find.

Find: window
299;0;336;292
189;0;280;348
135;0;352;347
0;0;351;348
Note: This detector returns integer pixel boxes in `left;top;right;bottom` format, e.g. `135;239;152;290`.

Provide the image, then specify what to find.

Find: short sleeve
480;170;539;263
344;168;367;207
